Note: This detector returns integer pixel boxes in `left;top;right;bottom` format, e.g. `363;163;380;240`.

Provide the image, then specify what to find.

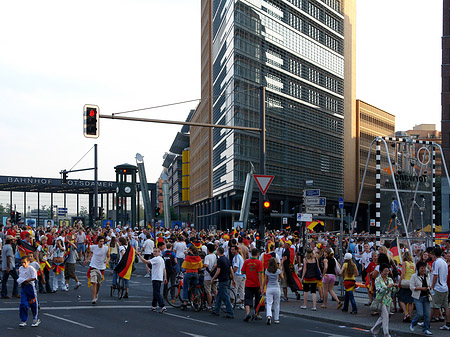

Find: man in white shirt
86;236;110;304
430;247;450;329
137;248;167;313
173;236;187;274
203;244;218;309
231;245;245;309
142;234;155;278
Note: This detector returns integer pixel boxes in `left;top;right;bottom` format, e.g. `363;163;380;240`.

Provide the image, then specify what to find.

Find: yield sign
253;174;274;195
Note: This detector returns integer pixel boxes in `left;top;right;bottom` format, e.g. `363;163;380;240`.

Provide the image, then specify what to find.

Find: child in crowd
18;255;41;327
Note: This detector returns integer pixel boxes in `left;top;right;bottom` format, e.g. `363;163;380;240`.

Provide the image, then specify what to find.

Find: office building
191;0;355;229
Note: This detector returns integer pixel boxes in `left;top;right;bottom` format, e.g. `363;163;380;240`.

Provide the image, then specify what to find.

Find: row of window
360;113;395;133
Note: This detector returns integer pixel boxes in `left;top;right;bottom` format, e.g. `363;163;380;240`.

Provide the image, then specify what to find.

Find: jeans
1;269;19;297
164;270;176;298
343;290;357;312
53;270;65;291
183;272;198;302
266;286;281;320
176;258;184;275
215;280;233;316
411;296;431;332
152;280;165;308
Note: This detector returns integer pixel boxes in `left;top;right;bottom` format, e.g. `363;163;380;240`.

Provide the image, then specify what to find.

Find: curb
279;309;425;337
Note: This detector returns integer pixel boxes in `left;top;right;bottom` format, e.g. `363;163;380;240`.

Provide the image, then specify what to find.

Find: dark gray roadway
0;263;370;337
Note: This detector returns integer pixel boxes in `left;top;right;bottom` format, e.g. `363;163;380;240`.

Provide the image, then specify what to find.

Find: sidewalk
279;291;448;337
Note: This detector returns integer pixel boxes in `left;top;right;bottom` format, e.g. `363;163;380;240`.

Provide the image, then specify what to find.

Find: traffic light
155;207;160;217
263;200;271;214
10;211;16;224
83;104;100;138
250;200;259;215
15;212;21;224
98;207;104;220
61;170;68;184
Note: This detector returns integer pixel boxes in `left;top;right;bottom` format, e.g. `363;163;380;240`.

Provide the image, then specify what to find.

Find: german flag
114;245;135;280
87;267;105;287
17;239;36;258
389;237;402;265
192;241;202;250
181;255;203;271
53;264;65;275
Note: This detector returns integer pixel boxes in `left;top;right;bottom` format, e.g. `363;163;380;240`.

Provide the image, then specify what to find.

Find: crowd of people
0;216;448;336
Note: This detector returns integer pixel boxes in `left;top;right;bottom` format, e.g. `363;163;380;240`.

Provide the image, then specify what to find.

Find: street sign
283;217;288;225
306;206;326;214
253;174;274;195
304;189;320;197
305;197;326;206
297;213;313;222
57;207;68;215
370;219;375;227
391;200;399;214
339;197;344;209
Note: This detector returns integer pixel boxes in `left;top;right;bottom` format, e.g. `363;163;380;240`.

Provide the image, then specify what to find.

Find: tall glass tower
191;0;348;228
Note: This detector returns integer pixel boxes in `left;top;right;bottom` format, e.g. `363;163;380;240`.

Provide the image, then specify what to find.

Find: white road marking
54;300;72;303
0;305;156;311
180;331;208;337
305;330;350;337
43;313;94;329
163;312;218;326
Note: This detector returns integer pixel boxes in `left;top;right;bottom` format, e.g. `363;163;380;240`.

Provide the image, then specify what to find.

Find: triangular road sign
253;174;274;195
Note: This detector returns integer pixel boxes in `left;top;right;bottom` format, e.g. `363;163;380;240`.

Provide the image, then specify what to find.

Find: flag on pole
114;245;135;280
389;237;402;265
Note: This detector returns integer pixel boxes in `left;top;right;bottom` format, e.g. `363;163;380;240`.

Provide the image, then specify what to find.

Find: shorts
203;280;217;294
244;286;261;308
323;274;336;285
280;271;288;288
302;282;317;293
431;290;449;309
144;254;151;260
77;243;86;253
89;268;104;284
65;263;76;280
317;279;323;287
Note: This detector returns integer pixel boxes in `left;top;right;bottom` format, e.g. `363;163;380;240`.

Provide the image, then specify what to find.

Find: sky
0;0;444;185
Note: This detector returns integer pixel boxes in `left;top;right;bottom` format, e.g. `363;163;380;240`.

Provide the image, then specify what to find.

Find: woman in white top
265;257;283;325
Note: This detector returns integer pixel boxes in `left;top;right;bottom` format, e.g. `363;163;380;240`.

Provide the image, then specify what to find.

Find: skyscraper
191;0;354;229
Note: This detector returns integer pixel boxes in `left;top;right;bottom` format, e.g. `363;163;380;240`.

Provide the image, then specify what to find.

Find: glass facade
211;0;344;200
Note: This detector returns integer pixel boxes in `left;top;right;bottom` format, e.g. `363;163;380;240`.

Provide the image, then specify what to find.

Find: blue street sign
304;189;320;197
338;197;344;209
391;200;399;214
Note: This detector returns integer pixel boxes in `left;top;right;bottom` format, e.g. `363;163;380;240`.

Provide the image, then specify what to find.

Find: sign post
338;197;344;297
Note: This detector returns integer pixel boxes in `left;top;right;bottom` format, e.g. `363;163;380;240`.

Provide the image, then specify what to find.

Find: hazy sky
0;0;443;185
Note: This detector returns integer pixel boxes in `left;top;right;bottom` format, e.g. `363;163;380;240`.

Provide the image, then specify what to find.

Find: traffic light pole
258;86;266;240
94;144;98;225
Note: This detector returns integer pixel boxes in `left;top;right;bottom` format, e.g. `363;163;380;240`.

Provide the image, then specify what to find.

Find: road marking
163;312;218;326
0;305;155;311
305;330;349;337
180;331;208;337
54;300;72;303
43;313;94;329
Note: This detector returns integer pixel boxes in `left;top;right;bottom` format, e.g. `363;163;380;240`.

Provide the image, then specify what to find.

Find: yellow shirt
403;261;415;280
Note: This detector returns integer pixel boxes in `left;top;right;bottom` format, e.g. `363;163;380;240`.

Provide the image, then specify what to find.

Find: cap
344;252;353;260
285;240;292;246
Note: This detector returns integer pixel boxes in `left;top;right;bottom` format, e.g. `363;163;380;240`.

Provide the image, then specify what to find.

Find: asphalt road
0;262;371;337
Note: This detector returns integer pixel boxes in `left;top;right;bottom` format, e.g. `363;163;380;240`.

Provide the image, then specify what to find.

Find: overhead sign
253;175;274;195
305;197;326;206
306;206;326;214
339;197;344;209
297;213;312;222
304;189;320;197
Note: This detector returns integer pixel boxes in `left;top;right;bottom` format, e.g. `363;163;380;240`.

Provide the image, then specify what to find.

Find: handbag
315;259;322;280
400;279;410;288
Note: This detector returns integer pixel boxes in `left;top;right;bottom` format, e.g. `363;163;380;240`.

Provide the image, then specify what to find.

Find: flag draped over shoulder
17;239;36;258
114;245;135;280
389;237;402;265
181;255;203;270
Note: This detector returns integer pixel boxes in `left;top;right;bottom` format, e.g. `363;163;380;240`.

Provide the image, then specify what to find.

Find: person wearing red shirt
365;251;378;305
242;248;263;322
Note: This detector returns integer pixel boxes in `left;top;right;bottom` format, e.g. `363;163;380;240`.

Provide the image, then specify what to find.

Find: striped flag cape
181;255;203;271
17;239;36;258
114;245;135;280
38;261;52;277
53;264;65;276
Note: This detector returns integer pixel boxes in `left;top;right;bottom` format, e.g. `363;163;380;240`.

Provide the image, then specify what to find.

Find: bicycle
164;272;203;312
110;276;127;299
201;280;237;312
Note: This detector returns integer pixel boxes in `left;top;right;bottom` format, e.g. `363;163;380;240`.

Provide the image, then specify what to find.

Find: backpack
163;250;176;270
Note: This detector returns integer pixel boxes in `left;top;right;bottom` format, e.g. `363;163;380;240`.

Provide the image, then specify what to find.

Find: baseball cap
344;253;353;260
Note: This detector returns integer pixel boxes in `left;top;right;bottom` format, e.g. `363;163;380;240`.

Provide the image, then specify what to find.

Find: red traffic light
263;201;271;208
89;109;96;117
